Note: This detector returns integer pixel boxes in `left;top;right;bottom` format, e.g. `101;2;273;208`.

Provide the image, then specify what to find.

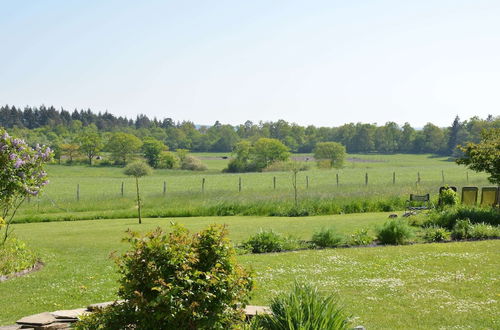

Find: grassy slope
1;214;498;328
15;153;490;222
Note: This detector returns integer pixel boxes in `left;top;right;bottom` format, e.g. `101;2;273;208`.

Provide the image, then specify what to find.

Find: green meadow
1;214;498;329
15;153;491;222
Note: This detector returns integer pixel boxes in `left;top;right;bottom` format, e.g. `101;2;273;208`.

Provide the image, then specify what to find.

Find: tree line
1;105;499;158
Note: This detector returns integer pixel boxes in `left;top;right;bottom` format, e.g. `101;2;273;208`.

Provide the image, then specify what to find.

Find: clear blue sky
1;0;499;127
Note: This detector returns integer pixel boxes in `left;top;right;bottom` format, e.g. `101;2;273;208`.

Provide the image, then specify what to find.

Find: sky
1;0;499;127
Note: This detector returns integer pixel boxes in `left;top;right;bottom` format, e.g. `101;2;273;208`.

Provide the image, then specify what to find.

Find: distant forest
1;105;499;156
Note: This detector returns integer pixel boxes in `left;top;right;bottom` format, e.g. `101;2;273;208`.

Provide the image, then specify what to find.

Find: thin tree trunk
135;176;142;224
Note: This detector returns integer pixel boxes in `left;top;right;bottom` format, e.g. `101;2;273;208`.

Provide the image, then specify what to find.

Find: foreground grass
1;214;498;328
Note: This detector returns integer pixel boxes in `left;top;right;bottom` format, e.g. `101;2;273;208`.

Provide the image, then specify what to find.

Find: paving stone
50;308;87;320
87;300;124;311
16;313;56;326
244;305;271;316
0;325;21;330
35;322;71;329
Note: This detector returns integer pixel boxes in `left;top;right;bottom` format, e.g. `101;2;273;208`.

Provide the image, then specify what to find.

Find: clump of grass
252;282;350;330
310;228;344;248
376;219;414;245
422;226;451;242
243;230;302;253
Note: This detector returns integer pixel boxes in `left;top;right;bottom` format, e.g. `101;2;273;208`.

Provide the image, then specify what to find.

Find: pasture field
15;153;491;222
1;214;498;328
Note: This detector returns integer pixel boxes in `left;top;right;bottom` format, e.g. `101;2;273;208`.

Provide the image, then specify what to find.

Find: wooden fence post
417;172;421;184
306;176;309;189
163;181;166;195
365;173;368;185
77;184;80;201
121;182;124;197
336;173;339;187
202;178;205;192
239;177;242;192
273;176;276;190
441;170;445;183
393;171;396;184
466;171;469;183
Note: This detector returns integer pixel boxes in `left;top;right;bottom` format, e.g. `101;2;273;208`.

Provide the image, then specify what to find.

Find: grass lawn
1;213;498;328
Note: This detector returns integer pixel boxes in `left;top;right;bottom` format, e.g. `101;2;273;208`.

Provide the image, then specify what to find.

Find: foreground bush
470;223;500;239
311;228;344;248
376;219;414;245
451;219;474;240
75;225;253;330
243;230;301;253
252;282;349;330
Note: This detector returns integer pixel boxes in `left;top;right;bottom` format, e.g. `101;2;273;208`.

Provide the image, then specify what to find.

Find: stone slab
34;322;71;329
244;305;271;316
87;300;124;311
0;325;21;330
50;308;87;320
16;313;56;326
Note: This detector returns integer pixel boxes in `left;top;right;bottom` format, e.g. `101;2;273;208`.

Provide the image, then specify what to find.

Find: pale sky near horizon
1;0;499;127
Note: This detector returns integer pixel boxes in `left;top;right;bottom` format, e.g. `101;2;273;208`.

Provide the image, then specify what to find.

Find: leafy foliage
439;186;459;207
313;142;346;168
75;225;253;329
252;282;349;330
456;128;500;185
107;132;142;165
376;219;414;245
0;237;38;276
225;138;289;172
423;226;451;242
123;161;152;178
347;228;374;246
451;219;474;240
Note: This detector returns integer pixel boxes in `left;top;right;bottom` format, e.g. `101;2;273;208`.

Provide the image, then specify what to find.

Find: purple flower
14;158;25;168
9;153;16;160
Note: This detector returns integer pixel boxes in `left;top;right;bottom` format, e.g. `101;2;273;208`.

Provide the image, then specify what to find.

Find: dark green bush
423;226;451;242
451;219;473;240
75;225;253;330
243;230;301;253
376;219;414;245
0;237;38;276
252;282;349;330
438;186;459;208
427;206;500;229
311;228;344;248
347;228;374;246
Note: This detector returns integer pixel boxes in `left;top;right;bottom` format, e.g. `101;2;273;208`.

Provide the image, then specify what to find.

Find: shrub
158;151;179;169
426;206;500;229
347;228;374;246
75;225;253;329
252;282;349;330
0;237;38;276
181;155;207;171
469;223;500;239
451;219;473;240
243;230;301;253
439;186;459;208
376;219;414;245
423;226;451;242
311;228;344;248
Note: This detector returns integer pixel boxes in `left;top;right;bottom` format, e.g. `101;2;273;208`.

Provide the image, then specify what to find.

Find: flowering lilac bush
0;128;52;244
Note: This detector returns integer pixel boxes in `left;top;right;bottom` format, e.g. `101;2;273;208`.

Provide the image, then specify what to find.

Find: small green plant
75;224;253;329
376;219;414;245
252;282;349;330
311;227;344;248
439;186;459;208
243;230;301;253
469;223;500;239
0;237;38;276
451;218;474;240
347;228;374;246
423;226;451;242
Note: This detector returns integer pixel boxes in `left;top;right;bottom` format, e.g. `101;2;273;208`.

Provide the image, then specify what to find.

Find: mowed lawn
1;214;499;329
